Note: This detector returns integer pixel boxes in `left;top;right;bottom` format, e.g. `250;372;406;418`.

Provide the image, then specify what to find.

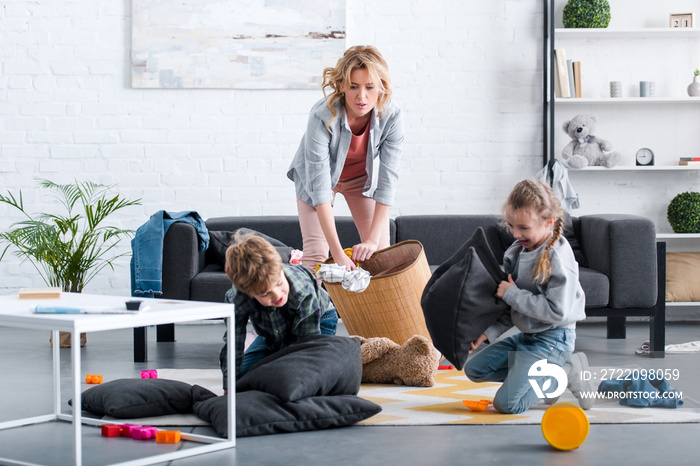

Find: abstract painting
131;0;346;89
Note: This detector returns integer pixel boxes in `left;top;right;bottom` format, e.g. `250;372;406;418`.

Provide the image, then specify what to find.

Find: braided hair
505;180;564;284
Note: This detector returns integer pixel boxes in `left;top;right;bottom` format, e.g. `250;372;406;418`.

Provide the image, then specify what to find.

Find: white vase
688;76;700;97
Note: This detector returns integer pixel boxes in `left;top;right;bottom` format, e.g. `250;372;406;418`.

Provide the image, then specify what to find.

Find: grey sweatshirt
483;235;586;343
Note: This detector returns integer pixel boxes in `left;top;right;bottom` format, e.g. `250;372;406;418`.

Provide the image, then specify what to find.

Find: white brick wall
4;0;692;297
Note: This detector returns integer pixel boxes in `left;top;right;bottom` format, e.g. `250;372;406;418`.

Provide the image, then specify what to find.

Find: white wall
1;0;545;296
8;1;695;297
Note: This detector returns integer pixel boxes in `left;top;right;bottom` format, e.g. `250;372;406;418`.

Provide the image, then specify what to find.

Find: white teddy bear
561;114;620;169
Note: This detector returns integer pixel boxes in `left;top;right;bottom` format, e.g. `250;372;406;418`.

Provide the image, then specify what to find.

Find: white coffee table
0;293;235;466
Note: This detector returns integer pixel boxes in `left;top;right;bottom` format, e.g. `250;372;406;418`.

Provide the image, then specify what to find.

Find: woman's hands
332;250;357;271
351;239;379;262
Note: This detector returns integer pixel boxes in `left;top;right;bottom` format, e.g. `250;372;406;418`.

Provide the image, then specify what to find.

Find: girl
464;179;590;414
287;45;404;272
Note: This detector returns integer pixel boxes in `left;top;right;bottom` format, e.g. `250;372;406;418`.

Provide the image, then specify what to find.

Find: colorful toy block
156;430;181;444
120;424;140;438
140;370;158;379
101;424;122;437
85;374;103;384
131;426;158;440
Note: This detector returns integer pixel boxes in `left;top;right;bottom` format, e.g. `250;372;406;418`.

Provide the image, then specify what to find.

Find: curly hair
224;232;283;297
504;179;564;284
321;45;392;130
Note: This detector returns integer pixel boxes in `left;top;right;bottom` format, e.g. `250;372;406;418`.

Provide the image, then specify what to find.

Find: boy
219;232;338;390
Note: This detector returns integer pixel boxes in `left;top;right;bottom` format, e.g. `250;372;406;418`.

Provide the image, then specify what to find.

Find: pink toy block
101;424;122;437
132;426;158;440
140;370;158;379
156;430;181;444
85;374;103;384
121;424;141;438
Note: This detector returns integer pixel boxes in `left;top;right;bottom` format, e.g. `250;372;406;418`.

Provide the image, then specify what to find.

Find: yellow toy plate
541;402;590;450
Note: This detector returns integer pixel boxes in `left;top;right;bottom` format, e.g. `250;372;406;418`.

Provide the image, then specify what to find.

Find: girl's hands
495;274;515;299
469;334;489;353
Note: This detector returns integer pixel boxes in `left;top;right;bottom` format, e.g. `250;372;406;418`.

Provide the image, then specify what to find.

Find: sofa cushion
207;229;293;267
395;215;502;266
579;267;609;308
421;227;509;370
191;265;233;303
236;335;362;402
204;216;397;252
193;391;381;438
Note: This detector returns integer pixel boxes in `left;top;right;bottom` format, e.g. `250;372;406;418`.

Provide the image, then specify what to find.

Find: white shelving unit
545;1;700;321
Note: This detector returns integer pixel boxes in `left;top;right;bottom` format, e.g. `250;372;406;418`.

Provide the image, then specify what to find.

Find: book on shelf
566;59;576;98
678;160;700;166
554;48;571;98
572;61;582;98
679;157;700;162
18;287;62;299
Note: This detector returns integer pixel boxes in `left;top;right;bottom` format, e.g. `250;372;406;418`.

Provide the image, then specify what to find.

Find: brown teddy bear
356;335;441;387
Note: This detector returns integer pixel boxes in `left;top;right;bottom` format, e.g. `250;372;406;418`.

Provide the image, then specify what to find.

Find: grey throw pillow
421;227;509;370
236;335;362;402
208;228;293;267
193;391;381;438
71;378;213;418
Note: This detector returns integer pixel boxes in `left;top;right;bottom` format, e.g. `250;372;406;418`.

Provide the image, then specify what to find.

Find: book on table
18;287;61;299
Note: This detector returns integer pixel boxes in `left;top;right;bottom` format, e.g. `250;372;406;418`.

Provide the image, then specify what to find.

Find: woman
287;45;404;272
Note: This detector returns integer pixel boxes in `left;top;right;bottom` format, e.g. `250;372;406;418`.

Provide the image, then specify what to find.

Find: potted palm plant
0;178;141;346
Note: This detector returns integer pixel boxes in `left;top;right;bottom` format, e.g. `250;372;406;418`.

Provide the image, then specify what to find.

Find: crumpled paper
316;263;371;292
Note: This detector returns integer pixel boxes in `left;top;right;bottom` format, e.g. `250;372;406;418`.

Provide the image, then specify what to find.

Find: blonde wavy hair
321;45;392;130
504;180;564;284
224;232;282;297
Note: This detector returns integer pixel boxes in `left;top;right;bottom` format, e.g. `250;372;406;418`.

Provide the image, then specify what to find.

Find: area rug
356;368;700;426
117;368;700;427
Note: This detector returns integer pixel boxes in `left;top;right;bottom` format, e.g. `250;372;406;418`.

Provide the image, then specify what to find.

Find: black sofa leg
157;323;175;342
606;316;626;339
649;241;666;358
134;327;147;363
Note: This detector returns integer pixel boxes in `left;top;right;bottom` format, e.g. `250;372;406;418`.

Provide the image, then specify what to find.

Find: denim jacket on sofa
130;210;209;297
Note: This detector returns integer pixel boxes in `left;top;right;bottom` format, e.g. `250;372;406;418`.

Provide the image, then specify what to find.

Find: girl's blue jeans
464;328;575;414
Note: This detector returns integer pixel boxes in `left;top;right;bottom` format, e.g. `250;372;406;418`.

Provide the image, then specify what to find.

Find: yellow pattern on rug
358;369;700;426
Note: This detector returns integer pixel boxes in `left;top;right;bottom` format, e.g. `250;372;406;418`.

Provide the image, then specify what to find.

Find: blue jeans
464;328;575;414
220;307;339;388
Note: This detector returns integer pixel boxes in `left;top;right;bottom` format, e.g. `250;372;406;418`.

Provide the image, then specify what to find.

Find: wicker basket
322;240;432;345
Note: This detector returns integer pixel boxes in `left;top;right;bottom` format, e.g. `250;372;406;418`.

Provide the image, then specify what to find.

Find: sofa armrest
161;222;205;300
578;214;657;309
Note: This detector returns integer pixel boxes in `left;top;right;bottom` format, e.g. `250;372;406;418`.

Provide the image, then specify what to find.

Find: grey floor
1;319;699;465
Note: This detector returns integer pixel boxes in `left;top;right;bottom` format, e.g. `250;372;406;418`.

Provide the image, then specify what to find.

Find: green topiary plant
667;192;700;233
563;0;611;29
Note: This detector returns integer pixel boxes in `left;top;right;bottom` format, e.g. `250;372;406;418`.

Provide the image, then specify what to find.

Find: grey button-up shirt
287;98;404;207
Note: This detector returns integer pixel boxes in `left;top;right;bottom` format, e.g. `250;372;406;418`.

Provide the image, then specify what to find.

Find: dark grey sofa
137;214;665;361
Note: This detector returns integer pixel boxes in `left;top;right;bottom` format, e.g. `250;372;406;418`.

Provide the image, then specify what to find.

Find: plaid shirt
225;263;332;379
